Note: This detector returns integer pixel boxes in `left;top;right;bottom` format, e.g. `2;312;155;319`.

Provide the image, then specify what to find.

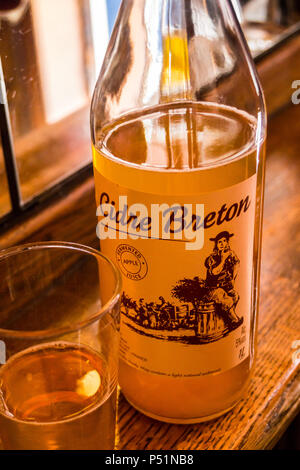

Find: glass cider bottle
91;0;266;423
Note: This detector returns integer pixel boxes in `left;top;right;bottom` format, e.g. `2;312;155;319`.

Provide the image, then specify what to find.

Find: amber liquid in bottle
93;102;265;422
0;342;116;449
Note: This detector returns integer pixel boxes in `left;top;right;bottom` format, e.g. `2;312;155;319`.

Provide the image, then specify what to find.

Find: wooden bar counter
0;56;299;451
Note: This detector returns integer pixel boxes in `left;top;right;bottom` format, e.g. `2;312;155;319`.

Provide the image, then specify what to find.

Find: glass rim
0;241;122;340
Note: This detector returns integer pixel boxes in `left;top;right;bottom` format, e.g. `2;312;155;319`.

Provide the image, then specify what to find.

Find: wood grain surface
0;92;300;450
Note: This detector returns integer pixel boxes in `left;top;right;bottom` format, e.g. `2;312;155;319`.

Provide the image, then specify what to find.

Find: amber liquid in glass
0;342;116;449
93;102;265;422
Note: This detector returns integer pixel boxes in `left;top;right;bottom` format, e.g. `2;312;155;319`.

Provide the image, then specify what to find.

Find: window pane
0;0;106;202
105;0;121;34
0;143;12;217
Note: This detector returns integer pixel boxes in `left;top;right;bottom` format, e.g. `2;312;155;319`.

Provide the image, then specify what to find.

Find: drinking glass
0;242;121;450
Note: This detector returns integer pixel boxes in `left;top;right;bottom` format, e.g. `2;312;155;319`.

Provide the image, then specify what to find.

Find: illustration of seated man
147;302;158;328
204;231;243;329
156;296;172;328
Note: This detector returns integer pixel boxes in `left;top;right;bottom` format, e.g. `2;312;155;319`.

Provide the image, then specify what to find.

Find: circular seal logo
116;244;148;281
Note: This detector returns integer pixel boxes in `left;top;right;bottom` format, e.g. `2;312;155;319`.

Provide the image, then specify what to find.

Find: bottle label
94;158;257;377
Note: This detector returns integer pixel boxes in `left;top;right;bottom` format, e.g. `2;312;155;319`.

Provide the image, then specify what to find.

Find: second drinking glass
0;242;121;450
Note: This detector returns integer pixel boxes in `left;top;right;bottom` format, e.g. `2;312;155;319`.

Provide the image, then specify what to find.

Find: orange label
94;153;257;377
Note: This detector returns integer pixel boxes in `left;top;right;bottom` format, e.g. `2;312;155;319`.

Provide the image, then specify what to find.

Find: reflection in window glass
0;143;12;217
105;0;121;34
0;0;110;203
